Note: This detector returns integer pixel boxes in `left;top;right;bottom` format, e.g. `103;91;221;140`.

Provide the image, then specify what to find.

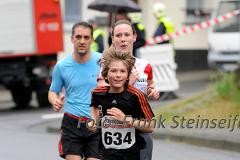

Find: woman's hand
147;87;160;100
129;67;139;85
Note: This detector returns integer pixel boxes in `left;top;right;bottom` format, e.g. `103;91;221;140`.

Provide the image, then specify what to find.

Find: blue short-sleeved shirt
50;52;101;117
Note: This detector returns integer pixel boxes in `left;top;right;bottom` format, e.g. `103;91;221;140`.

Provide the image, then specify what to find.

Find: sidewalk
176;70;214;82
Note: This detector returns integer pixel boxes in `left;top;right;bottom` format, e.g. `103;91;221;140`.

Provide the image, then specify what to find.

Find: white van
207;0;240;71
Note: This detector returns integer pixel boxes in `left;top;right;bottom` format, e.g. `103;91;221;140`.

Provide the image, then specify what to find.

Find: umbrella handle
111;12;116;25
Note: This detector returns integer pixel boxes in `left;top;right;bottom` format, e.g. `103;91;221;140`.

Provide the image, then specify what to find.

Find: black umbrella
88;0;141;26
88;0;141;13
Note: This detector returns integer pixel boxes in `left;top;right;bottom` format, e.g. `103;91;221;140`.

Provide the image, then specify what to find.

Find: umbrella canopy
88;0;141;13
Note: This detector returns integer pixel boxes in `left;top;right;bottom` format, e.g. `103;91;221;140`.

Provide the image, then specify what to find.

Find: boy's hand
107;107;126;122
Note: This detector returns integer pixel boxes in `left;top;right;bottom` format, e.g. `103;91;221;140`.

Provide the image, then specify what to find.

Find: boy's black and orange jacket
91;84;154;120
90;84;154;157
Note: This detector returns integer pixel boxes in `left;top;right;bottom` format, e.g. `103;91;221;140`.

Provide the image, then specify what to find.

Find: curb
47;126;60;134
45;120;61;134
152;131;240;153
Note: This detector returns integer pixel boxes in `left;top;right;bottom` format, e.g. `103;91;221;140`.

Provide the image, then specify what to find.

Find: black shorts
103;153;140;160
58;113;100;159
101;142;140;160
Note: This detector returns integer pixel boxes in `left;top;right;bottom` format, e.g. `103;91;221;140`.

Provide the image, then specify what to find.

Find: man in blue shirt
48;22;101;160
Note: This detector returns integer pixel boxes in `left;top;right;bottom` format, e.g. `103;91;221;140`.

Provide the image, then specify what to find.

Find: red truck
0;0;63;108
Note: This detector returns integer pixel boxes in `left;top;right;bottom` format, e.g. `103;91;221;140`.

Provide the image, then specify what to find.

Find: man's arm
48;91;64;112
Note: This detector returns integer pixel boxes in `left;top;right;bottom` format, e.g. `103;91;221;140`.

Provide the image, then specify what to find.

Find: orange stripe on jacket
128;85;154;119
92;86;108;93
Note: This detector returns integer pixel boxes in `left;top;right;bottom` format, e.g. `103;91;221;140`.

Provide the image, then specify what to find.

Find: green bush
215;73;233;97
214;72;240;108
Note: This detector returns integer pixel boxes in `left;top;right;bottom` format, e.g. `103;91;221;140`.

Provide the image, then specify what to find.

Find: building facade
60;0;218;70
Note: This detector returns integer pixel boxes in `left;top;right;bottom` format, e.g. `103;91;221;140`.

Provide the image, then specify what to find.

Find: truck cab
207;0;240;71
0;0;63;108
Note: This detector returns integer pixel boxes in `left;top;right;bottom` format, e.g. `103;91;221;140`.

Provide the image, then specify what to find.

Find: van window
213;1;240;32
185;0;211;25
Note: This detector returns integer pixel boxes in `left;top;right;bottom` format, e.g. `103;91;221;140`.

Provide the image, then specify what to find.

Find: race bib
133;73;148;94
101;116;135;149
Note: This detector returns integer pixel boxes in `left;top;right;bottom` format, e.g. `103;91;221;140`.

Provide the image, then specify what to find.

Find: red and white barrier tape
146;9;240;45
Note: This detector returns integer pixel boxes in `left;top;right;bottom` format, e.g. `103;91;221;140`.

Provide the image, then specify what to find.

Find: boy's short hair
101;46;134;84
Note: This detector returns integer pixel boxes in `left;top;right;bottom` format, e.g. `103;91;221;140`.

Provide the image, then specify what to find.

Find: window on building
64;0;82;22
213;1;240;32
185;0;211;25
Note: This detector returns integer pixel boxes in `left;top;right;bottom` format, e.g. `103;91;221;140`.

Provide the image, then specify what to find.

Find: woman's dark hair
111;20;136;37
